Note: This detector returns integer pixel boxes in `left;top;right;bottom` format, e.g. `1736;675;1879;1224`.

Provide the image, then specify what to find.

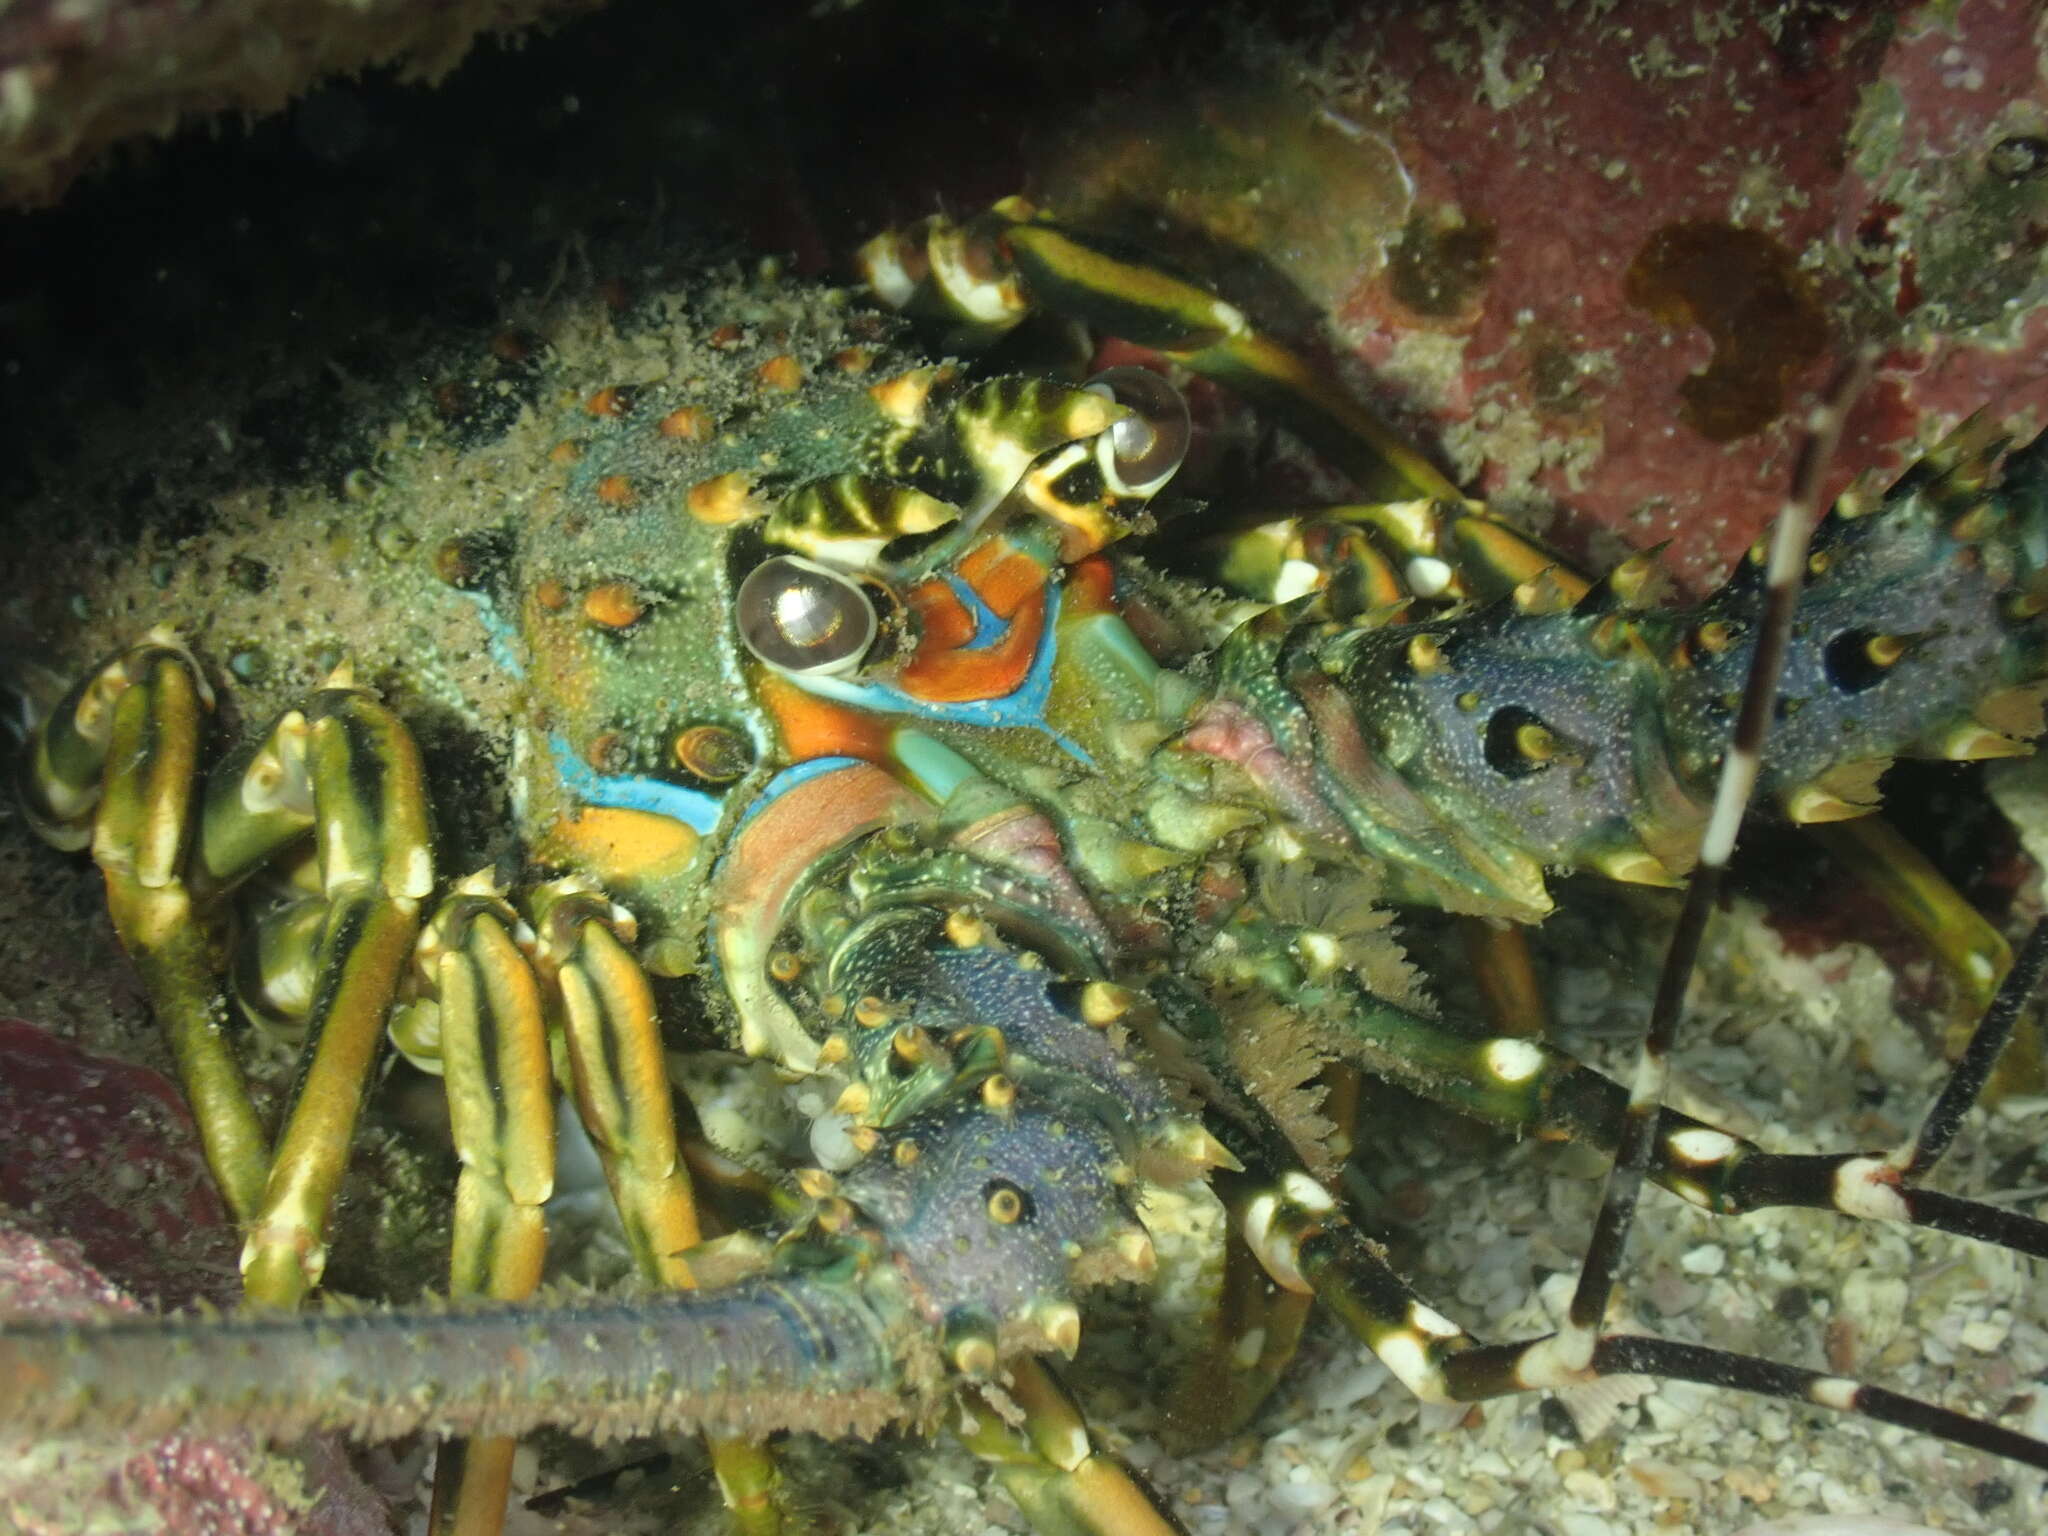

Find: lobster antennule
0;1275;937;1447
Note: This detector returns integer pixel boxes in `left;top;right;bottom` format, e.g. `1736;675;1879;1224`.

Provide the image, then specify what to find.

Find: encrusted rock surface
0;0;598;206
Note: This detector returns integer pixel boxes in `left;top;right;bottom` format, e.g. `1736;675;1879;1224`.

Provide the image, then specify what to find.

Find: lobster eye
736;555;878;675
1085;366;1190;497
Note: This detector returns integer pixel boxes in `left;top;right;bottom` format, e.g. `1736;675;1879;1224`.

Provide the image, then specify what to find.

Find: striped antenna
1556;348;1878;1362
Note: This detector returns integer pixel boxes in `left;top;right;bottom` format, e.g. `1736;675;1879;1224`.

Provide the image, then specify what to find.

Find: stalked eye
1084;366;1190;497
736;555;878;675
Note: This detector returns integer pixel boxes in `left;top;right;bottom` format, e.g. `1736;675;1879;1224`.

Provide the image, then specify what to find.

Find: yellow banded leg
1154;1159;1321;1449
959;1356;1189;1536
233;678;434;1306
527;879;700;1279
1459;917;1550;1039
387;874;559;1536
988;211;1457;506
1159;1226;1312;1449
49;639;272;1221
27;646;440;1303
859;202;1453;504
525;879;788;1534
1155;1056;1365;1449
1810;816;2041;1092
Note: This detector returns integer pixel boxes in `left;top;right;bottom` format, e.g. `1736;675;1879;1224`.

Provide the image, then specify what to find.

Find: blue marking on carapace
457;590;527;681
1074;611;1161;685
548;732;723;834
733;755;865;834
946;573;1007;653
893;730;977;801
787;585;1095;766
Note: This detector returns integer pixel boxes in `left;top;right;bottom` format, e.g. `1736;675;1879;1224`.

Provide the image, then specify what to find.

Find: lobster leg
857;199;1459;505
525;879;701;1281
220;674;434;1306
21;639;790;1528
1194;954;2048;1470
19;636;435;1306
390;873;556;1536
18;631;273;1222
1810;814;2042;1090
958;1357;1191;1536
380;872;798;1533
1153;1186;1314;1448
1239;1167;2048;1468
1456;919;1549;1039
1320;973;2048;1257
523;877;791;1536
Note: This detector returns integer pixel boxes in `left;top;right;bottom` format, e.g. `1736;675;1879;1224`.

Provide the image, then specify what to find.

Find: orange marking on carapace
658;405;714;441
1065;556;1116;616
537;806;700;883
892;536;1055;703
900;585;1047;703
957;537;1049;617
904;578;976;651
757;672;894;764
756;355;804;392
583;582;647;628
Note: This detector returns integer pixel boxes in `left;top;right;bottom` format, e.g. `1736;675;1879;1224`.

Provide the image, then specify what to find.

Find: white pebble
1562;1469;1618;1511
1266;1476;1336;1515
808;1111;862;1170
1729;1520;1945;1536
1679;1243;1727;1276
1312;1357;1389;1412
1961;1314;2011;1352
1223;1471;1265;1510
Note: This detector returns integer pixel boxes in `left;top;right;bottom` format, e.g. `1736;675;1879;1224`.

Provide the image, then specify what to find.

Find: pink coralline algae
0;1020;395;1536
0;1017;236;1309
1322;0;2048;587
990;1;2048;591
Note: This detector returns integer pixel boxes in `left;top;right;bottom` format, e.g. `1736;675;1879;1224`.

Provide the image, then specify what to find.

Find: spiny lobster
4;194;2048;1536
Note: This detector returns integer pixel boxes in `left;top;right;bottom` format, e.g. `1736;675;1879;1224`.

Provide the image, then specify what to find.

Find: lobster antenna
1559;347;1878;1358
